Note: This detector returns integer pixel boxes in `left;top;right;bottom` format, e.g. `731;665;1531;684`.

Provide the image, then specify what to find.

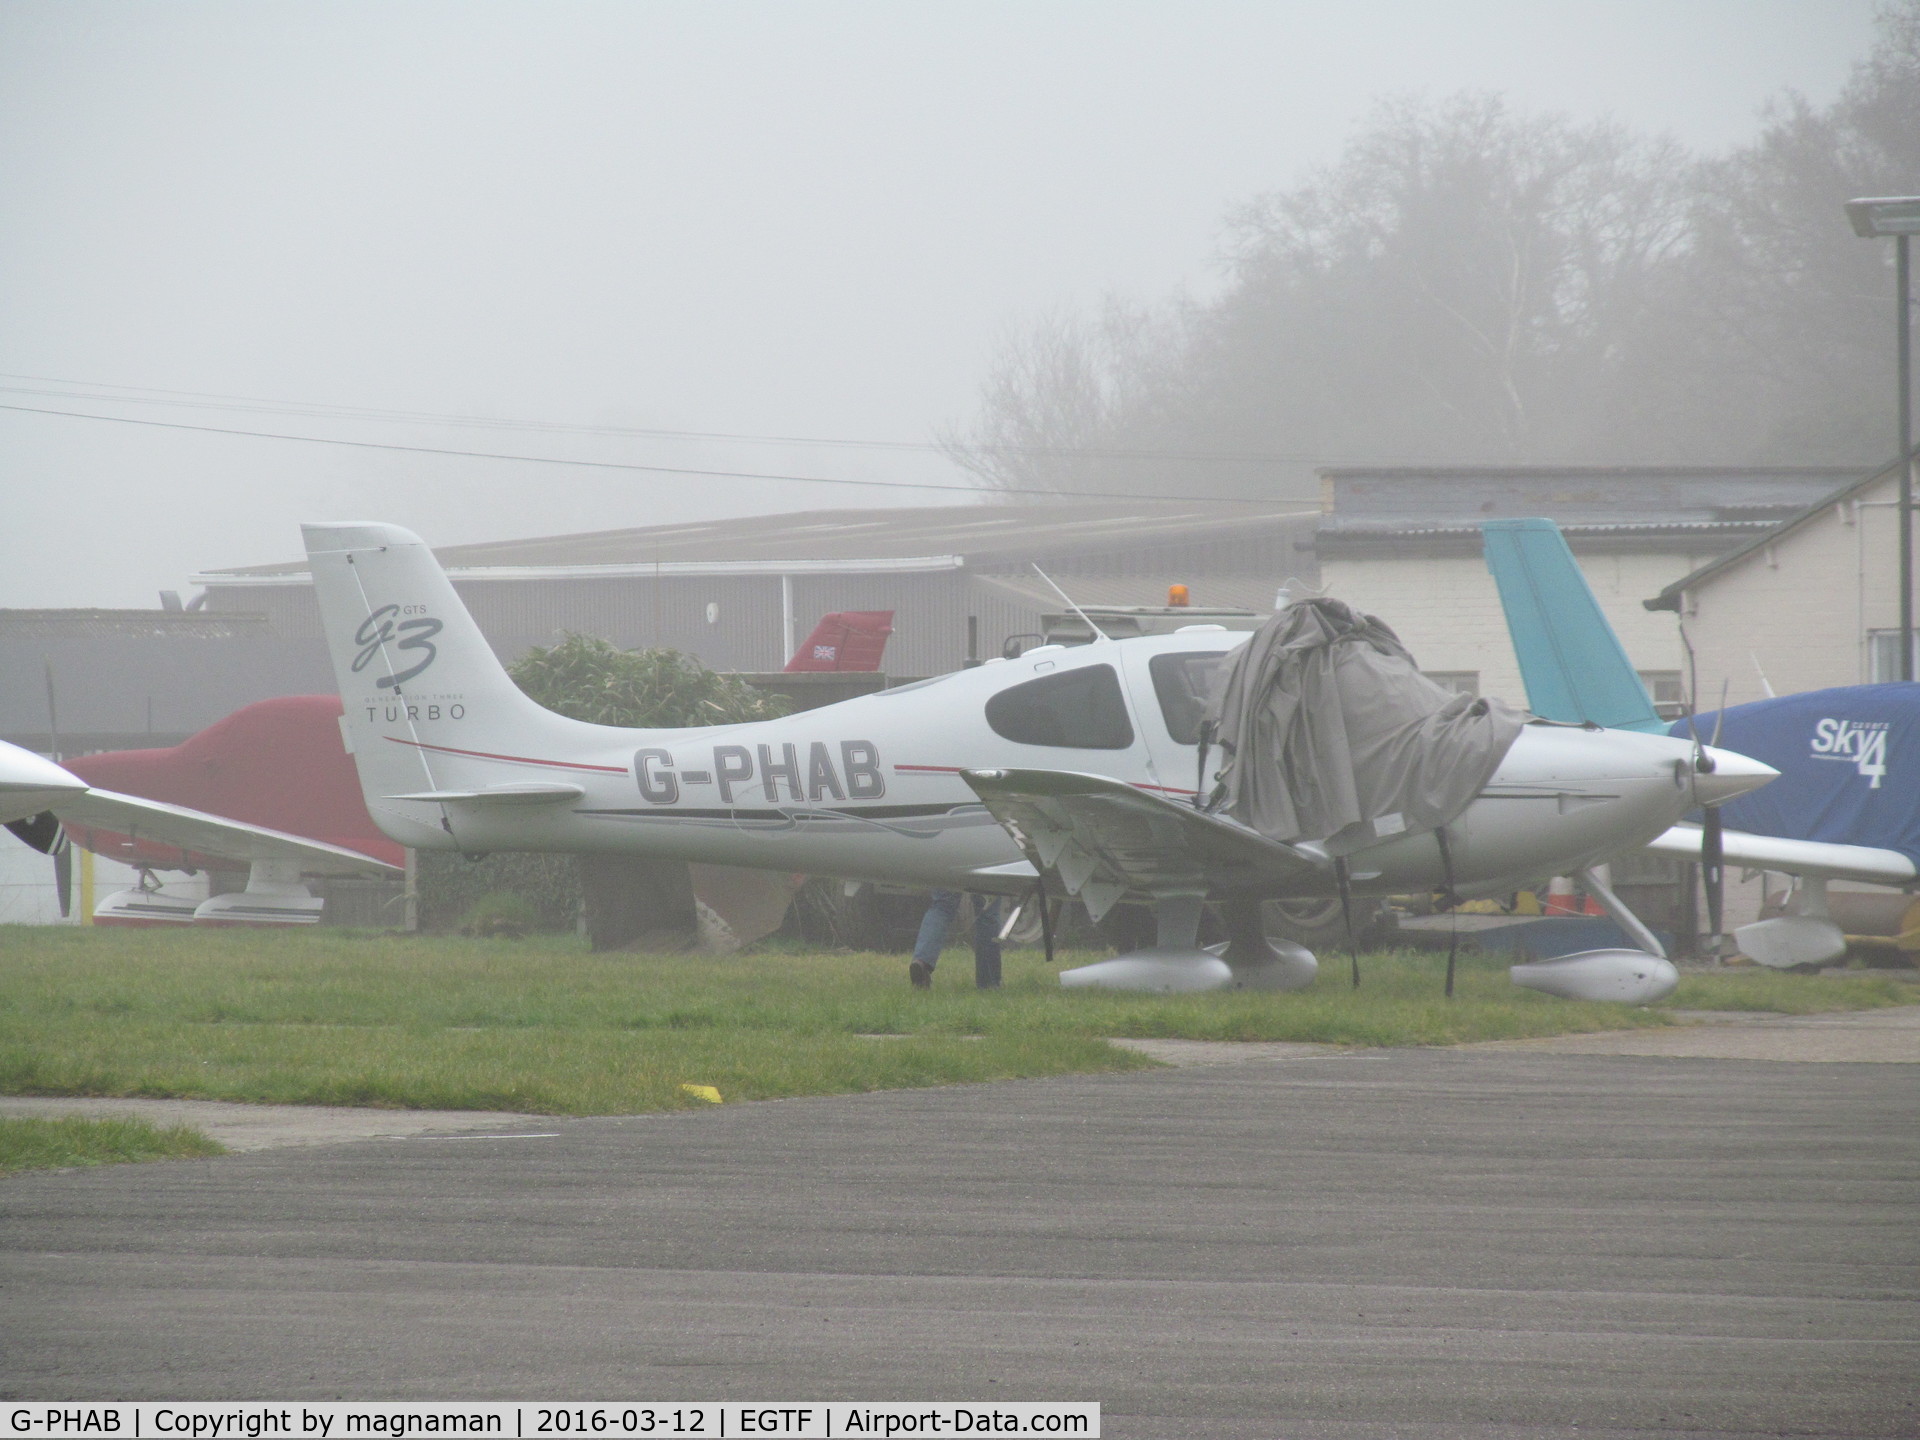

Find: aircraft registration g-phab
304;521;1776;996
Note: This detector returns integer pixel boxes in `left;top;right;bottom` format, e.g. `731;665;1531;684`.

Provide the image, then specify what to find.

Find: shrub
417;851;581;934
458;891;540;939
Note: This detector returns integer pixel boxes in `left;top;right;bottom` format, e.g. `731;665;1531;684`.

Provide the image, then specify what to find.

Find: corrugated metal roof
1319;465;1860;481
197;501;1307;580
1320;520;1783;540
1644;454;1909;611
971;572;1287;614
1317;465;1856;530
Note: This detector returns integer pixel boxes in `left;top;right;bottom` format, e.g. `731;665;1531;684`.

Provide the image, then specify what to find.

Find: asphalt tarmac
5;1038;1917;1440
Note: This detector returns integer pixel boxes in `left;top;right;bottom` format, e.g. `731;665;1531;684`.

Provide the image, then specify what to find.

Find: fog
0;1;1877;607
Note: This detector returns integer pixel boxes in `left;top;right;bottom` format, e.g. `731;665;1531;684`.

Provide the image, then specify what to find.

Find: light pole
1846;196;1920;681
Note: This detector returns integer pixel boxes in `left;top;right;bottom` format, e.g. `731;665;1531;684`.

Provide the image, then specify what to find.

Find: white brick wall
1682;479;1900;705
1320;550;1717;710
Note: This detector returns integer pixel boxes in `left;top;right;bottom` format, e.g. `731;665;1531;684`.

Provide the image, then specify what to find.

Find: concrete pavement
0;1096;552;1151
3;1045;1916;1437
1456;1002;1920;1062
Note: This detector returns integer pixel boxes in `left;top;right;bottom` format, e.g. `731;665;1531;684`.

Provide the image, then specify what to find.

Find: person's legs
910;889;960;987
971;894;1004;990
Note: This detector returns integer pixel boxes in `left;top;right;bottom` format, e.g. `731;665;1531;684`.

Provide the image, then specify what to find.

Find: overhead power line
0;402;1291;506
0;371;1341;465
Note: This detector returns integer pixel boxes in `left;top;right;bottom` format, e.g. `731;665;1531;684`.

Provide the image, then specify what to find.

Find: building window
1638;670;1686;718
1422;671;1479;697
1868;630;1919;682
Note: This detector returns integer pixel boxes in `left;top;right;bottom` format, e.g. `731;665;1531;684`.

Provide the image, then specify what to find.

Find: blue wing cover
1672;684;1920;867
1482;518;1666;733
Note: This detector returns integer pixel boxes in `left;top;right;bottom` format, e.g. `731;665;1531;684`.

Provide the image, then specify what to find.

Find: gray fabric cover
1205;598;1526;853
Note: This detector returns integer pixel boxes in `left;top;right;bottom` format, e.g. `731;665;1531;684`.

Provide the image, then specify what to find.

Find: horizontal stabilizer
386;783;586;805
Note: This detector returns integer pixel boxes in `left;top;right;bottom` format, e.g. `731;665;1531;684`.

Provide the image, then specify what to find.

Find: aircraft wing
51;788;402;878
961;767;1333;919
1645;823;1917;887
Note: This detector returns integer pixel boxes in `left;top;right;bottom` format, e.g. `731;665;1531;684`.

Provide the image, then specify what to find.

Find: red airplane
6;615;890;927
783;611;894;673
15;696;402;925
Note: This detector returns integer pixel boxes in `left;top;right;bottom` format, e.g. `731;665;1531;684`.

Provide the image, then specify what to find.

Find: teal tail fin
1482;518;1667;733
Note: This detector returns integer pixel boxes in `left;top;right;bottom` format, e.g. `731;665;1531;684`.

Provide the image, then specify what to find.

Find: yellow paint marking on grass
680;1084;723;1103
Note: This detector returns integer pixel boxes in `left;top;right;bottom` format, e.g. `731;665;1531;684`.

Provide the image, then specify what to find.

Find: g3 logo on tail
352;605;443;689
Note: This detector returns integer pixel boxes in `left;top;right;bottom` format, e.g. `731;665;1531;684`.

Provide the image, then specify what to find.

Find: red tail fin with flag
785;611;894;672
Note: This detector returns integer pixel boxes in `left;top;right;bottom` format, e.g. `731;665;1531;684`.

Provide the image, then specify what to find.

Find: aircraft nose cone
0;743;88;826
1691;745;1778;808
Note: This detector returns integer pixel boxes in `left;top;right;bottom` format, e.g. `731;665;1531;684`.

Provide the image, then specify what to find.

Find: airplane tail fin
302;522;596;846
1481;518;1667;734
784;611;894;672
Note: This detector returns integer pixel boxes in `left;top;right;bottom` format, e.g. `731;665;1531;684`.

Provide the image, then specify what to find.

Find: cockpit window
1148;651;1228;744
985;663;1134;750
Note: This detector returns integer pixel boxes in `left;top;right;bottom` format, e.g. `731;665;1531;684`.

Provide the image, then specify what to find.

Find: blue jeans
912;889;1003;971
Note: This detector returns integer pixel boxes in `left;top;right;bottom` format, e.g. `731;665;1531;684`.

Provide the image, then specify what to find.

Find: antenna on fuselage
1031;564;1110;643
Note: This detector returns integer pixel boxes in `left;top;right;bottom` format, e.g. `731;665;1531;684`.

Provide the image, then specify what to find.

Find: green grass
0;927;1910;1116
1667;965;1918;1013
0;1115;225;1174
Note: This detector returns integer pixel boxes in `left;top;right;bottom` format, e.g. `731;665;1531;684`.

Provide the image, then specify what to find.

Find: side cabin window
985;663;1135;749
1148;651;1228;744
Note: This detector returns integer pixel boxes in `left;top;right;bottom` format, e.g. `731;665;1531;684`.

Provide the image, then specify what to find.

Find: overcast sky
0;0;1881;608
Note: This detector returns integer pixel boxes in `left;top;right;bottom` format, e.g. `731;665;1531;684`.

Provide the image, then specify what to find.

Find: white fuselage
352;630;1739;899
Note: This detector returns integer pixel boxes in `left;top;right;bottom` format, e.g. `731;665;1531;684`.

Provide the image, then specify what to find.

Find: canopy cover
1671;683;1920;865
1204;598;1526;853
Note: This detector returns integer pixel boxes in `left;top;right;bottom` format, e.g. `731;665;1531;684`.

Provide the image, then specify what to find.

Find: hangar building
1644;452;1916;706
1315;465;1854;709
190;502;1320;678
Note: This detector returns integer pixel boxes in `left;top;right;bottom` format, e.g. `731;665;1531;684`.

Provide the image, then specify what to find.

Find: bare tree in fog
939;299;1206;498
946;1;1920;494
946;95;1694;493
1626;0;1920;464
1204;94;1693;464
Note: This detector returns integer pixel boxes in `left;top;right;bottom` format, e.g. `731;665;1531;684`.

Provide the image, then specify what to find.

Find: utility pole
1847;198;1920;680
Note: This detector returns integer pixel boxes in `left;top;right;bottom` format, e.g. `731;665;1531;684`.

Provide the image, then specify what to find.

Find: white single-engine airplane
302;521;1775;996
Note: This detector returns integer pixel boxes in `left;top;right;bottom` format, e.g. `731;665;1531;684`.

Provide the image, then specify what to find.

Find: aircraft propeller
3;810;72;919
1689;691;1730;958
53;837;72;919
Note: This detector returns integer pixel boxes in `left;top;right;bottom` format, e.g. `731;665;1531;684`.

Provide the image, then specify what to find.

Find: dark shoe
909;960;933;989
